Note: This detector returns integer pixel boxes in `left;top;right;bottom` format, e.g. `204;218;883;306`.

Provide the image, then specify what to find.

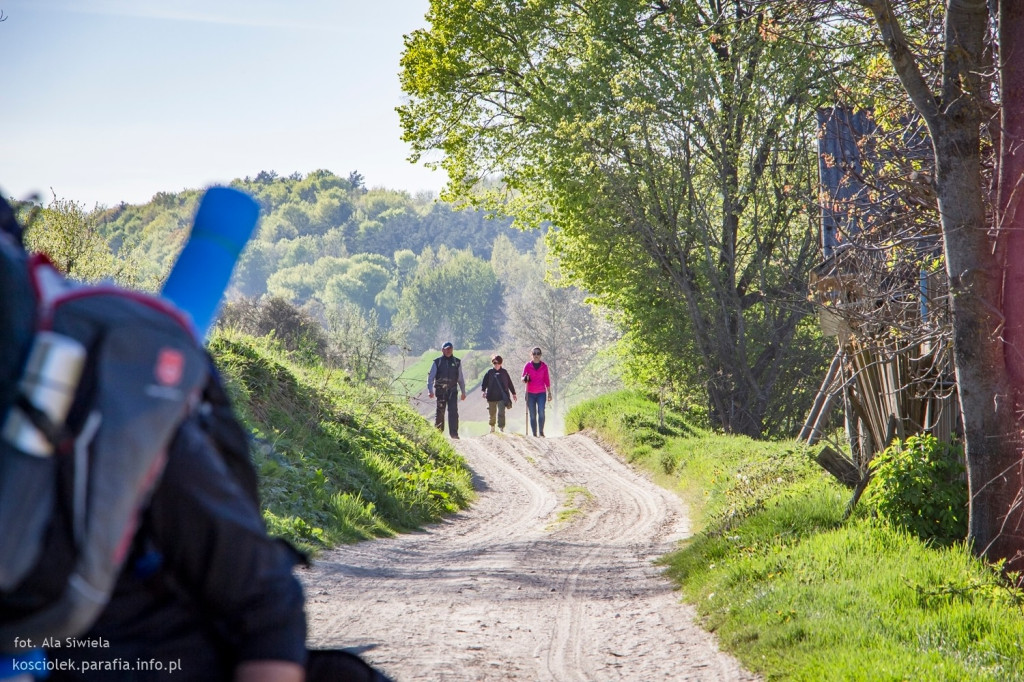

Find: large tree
400;0;832;436
397;249;502;351
852;0;1024;569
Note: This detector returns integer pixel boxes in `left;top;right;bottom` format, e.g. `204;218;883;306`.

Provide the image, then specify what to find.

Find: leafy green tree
398;250;500;351
25;195;128;284
310;188;354;233
258;215;299;242
277;203;313;236
399;0;832;436
394;249;419;282
293;168;353;203
233;239;278;298
267;256;349;303
326;303;396;385
323;259;392;312
274;236;321;269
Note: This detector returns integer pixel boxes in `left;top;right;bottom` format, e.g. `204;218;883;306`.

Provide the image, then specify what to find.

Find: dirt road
301;433;760;681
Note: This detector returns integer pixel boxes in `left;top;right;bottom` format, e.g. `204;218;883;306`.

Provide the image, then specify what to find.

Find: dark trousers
434;387;460;436
526;392;547;436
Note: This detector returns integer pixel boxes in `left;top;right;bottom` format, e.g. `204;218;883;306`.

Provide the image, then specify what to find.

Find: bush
863;434;967;544
219;296;328;360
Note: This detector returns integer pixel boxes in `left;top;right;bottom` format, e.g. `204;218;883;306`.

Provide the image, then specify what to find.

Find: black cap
442;341;453;350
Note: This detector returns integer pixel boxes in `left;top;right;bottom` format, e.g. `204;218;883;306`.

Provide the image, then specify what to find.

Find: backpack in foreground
0;247;209;652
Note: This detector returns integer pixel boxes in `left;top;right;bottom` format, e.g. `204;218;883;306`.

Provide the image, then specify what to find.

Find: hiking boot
451;434;460;440
498;427;504;433
489;426;495;433
540;431;545;437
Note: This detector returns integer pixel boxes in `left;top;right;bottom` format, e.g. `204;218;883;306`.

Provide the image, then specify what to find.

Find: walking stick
524;389;529;436
522;366;529;437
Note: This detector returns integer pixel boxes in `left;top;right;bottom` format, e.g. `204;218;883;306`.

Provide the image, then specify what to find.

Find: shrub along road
301;433;759;680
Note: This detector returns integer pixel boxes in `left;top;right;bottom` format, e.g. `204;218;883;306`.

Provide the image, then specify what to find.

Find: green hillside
208;330;474;554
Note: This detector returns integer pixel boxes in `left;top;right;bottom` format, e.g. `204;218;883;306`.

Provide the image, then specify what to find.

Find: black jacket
481;367;516;402
48;417;307;681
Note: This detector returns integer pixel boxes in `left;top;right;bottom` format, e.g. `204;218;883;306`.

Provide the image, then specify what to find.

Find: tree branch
858;0;941;128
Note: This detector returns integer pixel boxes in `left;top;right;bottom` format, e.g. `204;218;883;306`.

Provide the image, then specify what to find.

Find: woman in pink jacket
521;346;552;437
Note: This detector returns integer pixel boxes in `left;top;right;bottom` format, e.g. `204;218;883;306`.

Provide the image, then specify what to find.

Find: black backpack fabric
0;197;392;681
307;649;394;682
0;247;209;652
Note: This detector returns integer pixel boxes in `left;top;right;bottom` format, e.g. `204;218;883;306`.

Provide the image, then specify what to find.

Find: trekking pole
524;382;529;437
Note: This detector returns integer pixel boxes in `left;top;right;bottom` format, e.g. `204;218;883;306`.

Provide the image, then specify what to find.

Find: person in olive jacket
480;354;517;433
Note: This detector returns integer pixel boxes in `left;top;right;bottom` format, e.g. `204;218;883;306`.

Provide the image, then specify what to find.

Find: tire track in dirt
301;433;760;681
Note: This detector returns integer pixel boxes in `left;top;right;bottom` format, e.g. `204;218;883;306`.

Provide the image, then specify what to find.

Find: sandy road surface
301;433;759;681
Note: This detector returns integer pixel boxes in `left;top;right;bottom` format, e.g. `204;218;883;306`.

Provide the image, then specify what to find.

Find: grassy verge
566;390;1024;681
209;330;474;554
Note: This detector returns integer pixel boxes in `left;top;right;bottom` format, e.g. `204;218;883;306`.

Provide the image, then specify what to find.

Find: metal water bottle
2;331;87;456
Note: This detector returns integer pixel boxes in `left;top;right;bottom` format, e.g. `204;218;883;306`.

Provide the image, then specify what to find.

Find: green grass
549;485;594;529
567;390;1024;681
209;330;475;554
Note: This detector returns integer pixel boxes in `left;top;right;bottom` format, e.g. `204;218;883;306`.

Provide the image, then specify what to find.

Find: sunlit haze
0;0;445;207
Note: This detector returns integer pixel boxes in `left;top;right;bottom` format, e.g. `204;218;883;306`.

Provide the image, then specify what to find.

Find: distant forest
80;170;610;363
96;169;534;294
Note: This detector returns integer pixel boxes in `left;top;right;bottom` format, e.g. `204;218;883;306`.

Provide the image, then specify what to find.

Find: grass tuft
549;485;594;529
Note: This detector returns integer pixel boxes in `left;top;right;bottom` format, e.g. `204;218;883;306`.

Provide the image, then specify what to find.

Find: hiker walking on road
481;355;517;433
428;341;467;439
521;347;552;437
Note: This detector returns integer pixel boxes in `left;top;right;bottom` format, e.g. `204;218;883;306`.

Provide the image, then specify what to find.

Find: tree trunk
864;0;1024;569
936;114;1024;568
991;0;1024;571
707;380;765;438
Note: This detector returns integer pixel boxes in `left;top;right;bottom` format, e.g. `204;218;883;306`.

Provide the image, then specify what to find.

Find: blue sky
0;0;446;207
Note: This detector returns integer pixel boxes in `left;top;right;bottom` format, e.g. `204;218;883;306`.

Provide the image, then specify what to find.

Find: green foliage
325;303;398;385
91;170;539;354
397;249;501;350
25;195;138;285
863;434;968;544
565;389;698;471
399;0;835;437
218;297;328;362
571;390;1024;681
96;170;536;285
93;190;199;287
208;331;474;554
323;258;392;312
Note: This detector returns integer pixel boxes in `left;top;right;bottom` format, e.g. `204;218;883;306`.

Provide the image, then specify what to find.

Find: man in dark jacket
426;342;466;439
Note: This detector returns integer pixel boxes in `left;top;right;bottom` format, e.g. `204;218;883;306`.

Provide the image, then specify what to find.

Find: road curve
301;432;760;681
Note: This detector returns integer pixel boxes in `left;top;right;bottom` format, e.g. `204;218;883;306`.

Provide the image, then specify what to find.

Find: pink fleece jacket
521;361;551;394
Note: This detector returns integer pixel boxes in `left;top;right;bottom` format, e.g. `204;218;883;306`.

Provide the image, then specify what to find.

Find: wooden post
799;348;843;442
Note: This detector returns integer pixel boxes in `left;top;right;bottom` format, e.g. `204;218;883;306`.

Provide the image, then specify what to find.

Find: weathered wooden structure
804;106;959;488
